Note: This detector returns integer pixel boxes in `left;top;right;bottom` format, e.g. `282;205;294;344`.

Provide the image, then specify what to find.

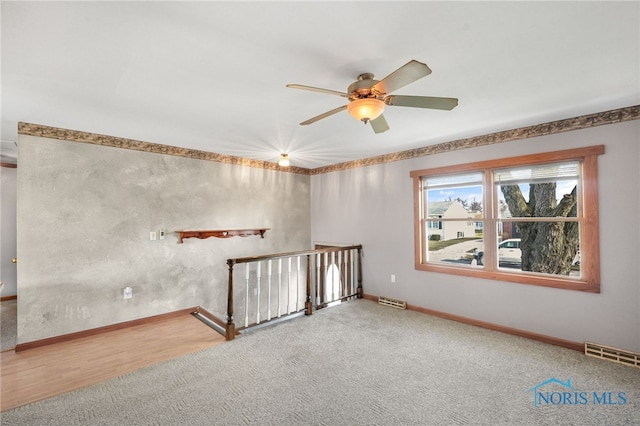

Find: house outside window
410;146;604;292
426;200;475;241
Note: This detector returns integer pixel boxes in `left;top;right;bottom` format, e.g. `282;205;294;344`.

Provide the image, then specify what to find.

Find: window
410;146;604;292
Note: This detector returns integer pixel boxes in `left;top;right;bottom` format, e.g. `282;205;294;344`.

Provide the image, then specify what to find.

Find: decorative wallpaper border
18;105;639;176
310;105;640;174
17;123;310;175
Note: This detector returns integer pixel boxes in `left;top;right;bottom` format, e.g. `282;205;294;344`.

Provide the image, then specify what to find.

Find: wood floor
0;313;225;412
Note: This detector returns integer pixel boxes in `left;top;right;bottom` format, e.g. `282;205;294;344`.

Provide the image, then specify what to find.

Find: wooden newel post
357;247;363;299
225;259;236;341
305;254;313;315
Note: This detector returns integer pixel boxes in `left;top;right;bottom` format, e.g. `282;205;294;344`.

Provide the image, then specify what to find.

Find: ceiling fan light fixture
347;98;385;123
278;153;290;167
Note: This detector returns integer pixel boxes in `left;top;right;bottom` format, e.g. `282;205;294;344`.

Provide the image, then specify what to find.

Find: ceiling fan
286;60;458;134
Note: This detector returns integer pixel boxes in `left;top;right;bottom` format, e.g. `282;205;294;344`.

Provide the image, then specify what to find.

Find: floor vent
378;296;407;310
585;342;640;369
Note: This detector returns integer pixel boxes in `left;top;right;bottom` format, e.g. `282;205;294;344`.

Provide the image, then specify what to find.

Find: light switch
149;231;157;241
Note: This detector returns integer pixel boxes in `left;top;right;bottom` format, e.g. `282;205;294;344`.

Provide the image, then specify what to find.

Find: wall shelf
176;228;269;244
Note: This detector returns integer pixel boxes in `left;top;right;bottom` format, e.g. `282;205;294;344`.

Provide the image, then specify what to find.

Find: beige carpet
1;299;638;425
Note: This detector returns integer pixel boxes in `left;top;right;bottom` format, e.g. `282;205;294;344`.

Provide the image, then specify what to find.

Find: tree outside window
496;161;580;276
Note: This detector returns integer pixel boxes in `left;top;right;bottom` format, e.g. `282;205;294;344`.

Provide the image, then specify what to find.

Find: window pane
423;173;483;217
424;186;483;220
497;181;578;219
425;221;483;266
424;172;483;188
494;161;579;184
495;221;581;278
494;161;580;218
495;161;579;219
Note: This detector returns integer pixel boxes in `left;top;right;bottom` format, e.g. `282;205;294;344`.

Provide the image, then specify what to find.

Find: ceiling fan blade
286;84;349;98
385;95;458;110
299;105;347;125
372;60;432;95
369;114;390;134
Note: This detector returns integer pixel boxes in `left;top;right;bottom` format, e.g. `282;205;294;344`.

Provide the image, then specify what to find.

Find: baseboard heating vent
585;342;640;369
378;296;407;310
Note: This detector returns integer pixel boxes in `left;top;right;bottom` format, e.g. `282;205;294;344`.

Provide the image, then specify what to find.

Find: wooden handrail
229;244;363;264
224;245;363;340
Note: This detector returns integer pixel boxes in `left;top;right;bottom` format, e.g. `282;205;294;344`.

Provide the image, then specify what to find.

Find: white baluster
331;251;336;302
287;257;292;314
354;249;358;295
315;253;321;305
350;249;355;295
256;261;261;324
277;258;282;318
337;251;342;299
267;259;272;321
324;252;329;303
296;256;301;312
244;263;250;328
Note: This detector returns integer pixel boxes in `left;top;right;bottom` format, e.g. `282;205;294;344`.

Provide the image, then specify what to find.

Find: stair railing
225;245;362;340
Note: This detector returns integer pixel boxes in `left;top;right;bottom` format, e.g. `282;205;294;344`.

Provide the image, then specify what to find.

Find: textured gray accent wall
17;135;310;344
1;166;17;297
311;120;640;352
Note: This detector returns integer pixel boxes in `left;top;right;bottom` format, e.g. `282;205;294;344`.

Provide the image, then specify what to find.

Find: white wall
311;120;640;352
1;166;17;297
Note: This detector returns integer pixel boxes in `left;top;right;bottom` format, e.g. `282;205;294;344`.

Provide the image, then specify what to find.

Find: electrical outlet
123;286;133;299
159;229;165;240
149;231;157;241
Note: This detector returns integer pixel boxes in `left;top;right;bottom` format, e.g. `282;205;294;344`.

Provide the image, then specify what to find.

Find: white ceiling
2;1;638;169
